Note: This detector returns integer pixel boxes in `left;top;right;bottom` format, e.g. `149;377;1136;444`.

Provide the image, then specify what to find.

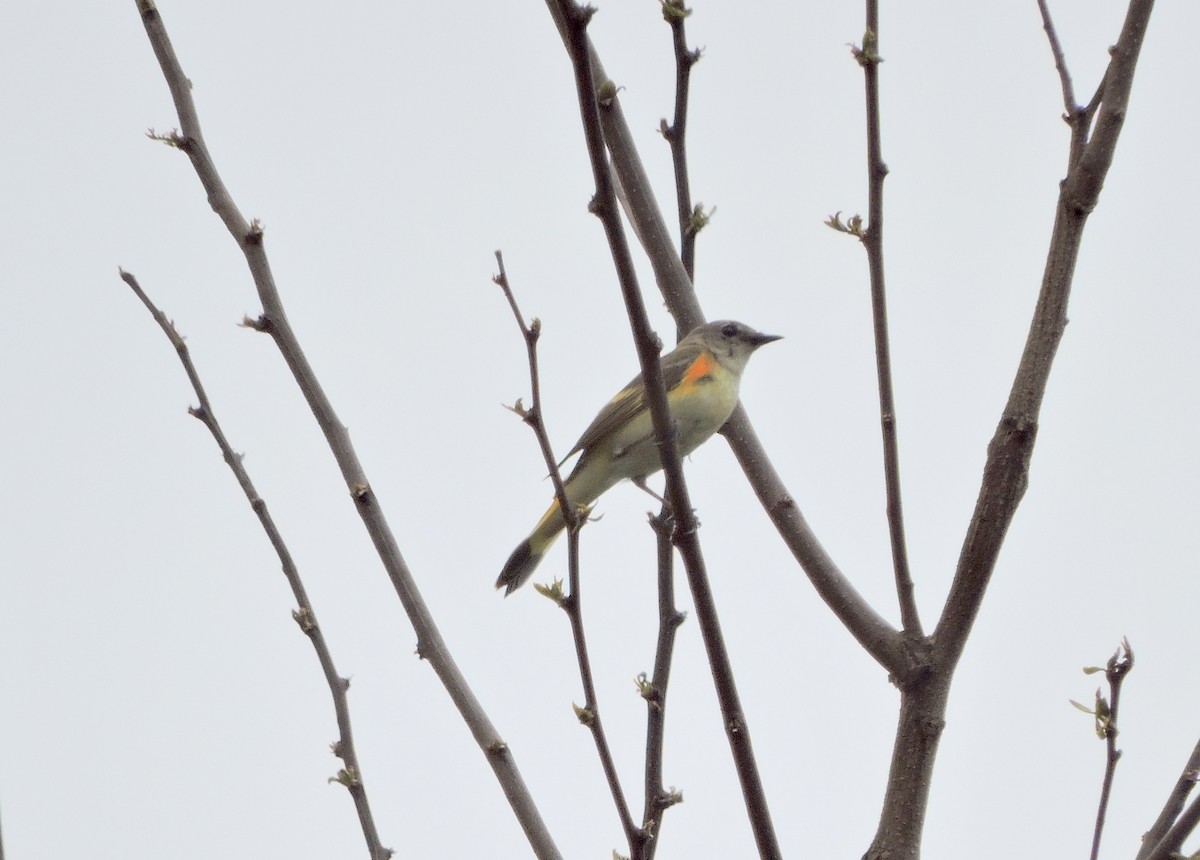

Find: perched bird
497;320;781;594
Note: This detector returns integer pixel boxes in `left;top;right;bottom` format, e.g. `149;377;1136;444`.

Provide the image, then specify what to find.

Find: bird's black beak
750;332;783;347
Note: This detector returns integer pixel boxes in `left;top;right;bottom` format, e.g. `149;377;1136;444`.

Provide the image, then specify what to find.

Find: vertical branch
855;3;921;637
659;0;704;284
1084;641;1133;860
563;536;643;854
549;3;783;857
495;255;642;855
640;510;685;859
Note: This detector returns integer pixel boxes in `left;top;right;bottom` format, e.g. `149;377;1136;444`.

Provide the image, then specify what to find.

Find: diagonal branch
494;254;641;853
134;4;560;857
119;268;390;860
1135;738;1200;860
494;253;578;544
1140;795;1200;860
550;2;782;856
1036;0;1079;116
543;0;912;680
935;0;1156;666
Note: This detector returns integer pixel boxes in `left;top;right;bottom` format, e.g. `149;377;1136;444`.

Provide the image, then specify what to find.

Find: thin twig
134;4;560;857
494;253;577;539
564;534;643;854
1036;0;1079;115
640;509;685;860
1037;0;1095;171
1135;738;1200;860
118;269;390;860
494;253;642;853
550;3;783;857
1086;640;1134;860
856;3;921;638
659;0;703;283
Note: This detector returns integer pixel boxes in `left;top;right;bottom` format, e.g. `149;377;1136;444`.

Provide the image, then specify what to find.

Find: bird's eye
721;323;738;338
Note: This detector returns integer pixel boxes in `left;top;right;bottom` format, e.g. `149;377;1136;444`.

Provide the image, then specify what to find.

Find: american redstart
498;320;780;594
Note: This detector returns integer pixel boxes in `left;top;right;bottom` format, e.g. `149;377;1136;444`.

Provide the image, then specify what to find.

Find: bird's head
687;320;782;374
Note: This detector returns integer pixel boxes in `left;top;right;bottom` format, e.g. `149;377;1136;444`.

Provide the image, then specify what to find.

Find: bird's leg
632;476;668;508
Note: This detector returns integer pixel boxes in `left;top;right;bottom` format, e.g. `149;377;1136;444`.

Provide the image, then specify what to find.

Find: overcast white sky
2;2;1197;858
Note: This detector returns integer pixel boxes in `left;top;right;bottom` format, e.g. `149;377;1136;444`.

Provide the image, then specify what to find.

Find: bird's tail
496;498;569;595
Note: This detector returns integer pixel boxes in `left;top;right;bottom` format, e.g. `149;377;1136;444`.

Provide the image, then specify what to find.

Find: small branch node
657;787;684;810
503;397;535;423
292;606;317;634
239;313;272;333
573;702;597;726
826;211;866;240
145;127;189;150
596;79;623;107
635;672;662;710
659;0;691;23
849;31;883;66
533;578;567;606
329;767;361;789
244;219;265;246
684;202;716;237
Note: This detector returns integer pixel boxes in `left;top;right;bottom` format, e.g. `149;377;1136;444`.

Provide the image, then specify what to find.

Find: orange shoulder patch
681;350;716;387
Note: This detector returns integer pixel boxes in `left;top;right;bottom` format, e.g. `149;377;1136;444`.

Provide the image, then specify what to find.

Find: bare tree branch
854;4;921;638
543;0;913;679
119;268;391;860
1036;0;1079;115
1136;739;1200;860
936;0;1155;668
1075;640;1134;860
658;0;704;282
641;509;686;860
494;254;643;854
494;253;579;546
134;4;561;857
862;2;1158;857
1061;0;1154;211
549;2;782;856
1141;794;1200;860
